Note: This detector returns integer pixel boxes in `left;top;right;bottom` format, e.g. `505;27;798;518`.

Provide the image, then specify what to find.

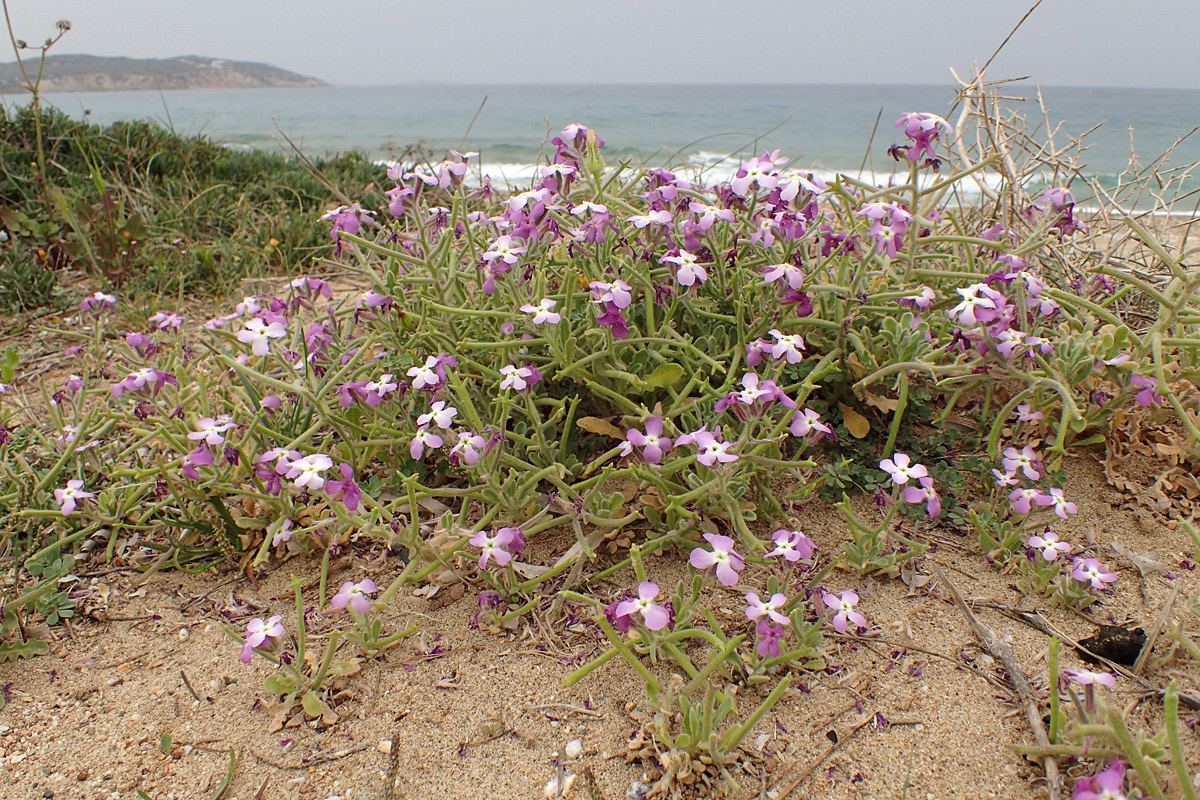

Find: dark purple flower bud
223;446;240;466
0;425;10;445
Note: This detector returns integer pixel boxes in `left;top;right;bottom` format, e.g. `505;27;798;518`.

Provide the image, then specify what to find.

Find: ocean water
5;83;1199;200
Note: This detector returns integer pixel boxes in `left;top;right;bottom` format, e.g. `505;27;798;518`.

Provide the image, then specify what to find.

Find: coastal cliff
0;55;326;93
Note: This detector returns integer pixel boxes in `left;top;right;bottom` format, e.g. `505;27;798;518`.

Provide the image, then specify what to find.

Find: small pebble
377;740;392;754
178;628;189;642
565;739;582;759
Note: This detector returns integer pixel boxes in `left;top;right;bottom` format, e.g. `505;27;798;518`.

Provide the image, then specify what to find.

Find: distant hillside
0;55;326;93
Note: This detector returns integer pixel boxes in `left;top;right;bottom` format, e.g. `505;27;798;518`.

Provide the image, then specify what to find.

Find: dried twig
772;716;872;799
1134;581;1180;675
931;564;1062;800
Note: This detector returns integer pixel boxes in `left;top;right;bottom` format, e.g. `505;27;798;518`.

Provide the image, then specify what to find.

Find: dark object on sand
1078;624;1146;667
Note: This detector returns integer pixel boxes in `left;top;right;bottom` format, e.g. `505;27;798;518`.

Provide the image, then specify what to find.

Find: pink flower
1027;530;1072;561
763;263;805;291
822;589;867;633
588;279;633;309
689;533;745;586
625;416;672;464
483;235;527;265
901;476;941;518
1071;759;1127;800
54;479;94;516
1072;558;1117;590
1042;488;1078;519
1008;487;1046;515
410;426;444;460
285;453;333;490
407;355;442;391
519;298;561;325
1002;445;1040;480
614;582;671;631
1064;669;1116;688
768;329;806;363
765;529;815;562
689;429;738;467
332;579;377;614
449;431;486;466
239;615;284;664
856;202;911;258
1015;403;1043;422
417;400;457;430
745;592;790;625
879;453;927;486
949;284;998;326
790;408;832;438
661;250;707;287
469;527;522;569
187;415;238;447
499;364;542;392
237;317;287;357
992;468;1020;488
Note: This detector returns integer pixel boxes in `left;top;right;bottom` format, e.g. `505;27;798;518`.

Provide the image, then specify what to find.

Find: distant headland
0;55;326;94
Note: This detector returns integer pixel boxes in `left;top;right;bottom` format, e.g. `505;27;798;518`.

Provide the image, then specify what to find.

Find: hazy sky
5;0;1200;89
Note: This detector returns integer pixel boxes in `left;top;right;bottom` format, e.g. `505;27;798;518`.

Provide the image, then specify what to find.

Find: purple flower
763;262;805;291
614;582;671;631
901;476;941;518
623;417;672;464
755;619;786;658
320;204;375;253
1027;530;1072;561
949;283;999;326
856;202;911;258
54;479;94;516
1072;558;1118;590
148;310;184;331
661;250;707;287
822;590;867;633
1071;759;1127;800
765;529;816;562
879;453;927;486
79;291;116;313
331;579;377;614
746;592;790;625
181;447;214;481
239;615;284;664
325;463;363;512
1130;375;1163;406
417;400;457;430
893;112;952;162
689;533;745;586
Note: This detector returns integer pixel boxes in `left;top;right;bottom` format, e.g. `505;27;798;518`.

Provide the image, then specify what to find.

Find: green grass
0;103;407;306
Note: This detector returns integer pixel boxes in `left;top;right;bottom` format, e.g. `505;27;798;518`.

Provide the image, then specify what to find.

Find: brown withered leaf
576;416;626;440
838;403;871;439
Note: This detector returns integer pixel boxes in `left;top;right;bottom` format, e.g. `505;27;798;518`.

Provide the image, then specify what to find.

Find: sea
4;83;1198;206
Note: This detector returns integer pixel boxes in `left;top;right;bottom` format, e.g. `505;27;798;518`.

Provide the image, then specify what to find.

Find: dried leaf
861;390;899;414
1110;538;1170;576
838;403;871;439
576;416;626;440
